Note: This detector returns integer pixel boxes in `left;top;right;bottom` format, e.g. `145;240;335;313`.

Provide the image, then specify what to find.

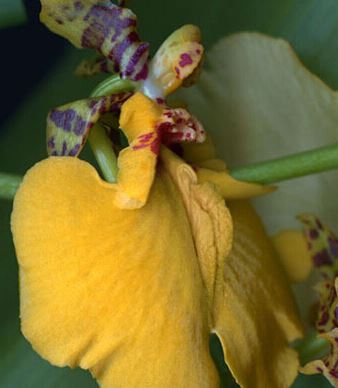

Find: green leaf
0;0;27;29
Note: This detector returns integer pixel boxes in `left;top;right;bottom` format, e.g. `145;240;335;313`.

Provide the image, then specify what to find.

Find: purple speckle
61;141;67;156
109;31;138;69
318;311;329;326
50;109;76;132
313;249;333;267
80;3;148;81
179;53;193;67
309;229;319;240
335;306;338;320
69;143;81;156
156;97;165;105
329;369;338;378
47;136;55;149
74;1;84;11
73;116;87;136
329;236;338;258
88;100;97;108
125;41;149;77
316;219;324;230
134;63;148;81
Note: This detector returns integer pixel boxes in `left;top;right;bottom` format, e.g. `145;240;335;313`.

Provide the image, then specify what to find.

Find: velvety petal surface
213;200;303;388
4;2;338;385
11;153;220;388
180;130;304;387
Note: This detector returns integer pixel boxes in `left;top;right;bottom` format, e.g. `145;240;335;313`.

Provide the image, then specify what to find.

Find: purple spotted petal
299;214;338;277
40;0;149;80
46;92;131;157
299;215;338;334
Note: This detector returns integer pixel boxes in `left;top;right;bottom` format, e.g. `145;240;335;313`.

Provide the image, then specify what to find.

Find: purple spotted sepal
40;0;149;81
299;214;338;332
47;92;131;157
299;215;338;386
301;298;338;386
299;214;338;279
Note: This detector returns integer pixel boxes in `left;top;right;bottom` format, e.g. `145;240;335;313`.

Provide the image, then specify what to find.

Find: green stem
1;0;27;29
4;141;338;199
90;74;136;98
231;142;338;184
0;173;22;200
88;123;118;183
295;334;330;365
88;75;136;181
0;75;134;199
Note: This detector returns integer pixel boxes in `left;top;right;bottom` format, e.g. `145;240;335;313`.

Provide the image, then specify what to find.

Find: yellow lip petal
12;155;219;387
213;200;303;388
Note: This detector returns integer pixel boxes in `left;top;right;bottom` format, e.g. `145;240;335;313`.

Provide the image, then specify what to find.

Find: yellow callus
12;92;303;388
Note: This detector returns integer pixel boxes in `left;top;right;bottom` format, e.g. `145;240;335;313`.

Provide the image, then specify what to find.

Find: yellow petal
182;135;218;164
116;92;162;208
213;201;303;388
196;167;275;200
183;136;273;200
12;155;220;387
160;147;233;304
272;230;313;283
179;32;338;233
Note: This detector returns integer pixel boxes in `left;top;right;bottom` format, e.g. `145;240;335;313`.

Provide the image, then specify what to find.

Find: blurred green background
1;0;337;386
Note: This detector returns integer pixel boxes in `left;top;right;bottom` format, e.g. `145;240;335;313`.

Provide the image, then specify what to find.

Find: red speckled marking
179;53;193;67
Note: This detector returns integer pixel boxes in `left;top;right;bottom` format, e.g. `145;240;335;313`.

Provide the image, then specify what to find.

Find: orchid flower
10;2;302;387
1;1;338;388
